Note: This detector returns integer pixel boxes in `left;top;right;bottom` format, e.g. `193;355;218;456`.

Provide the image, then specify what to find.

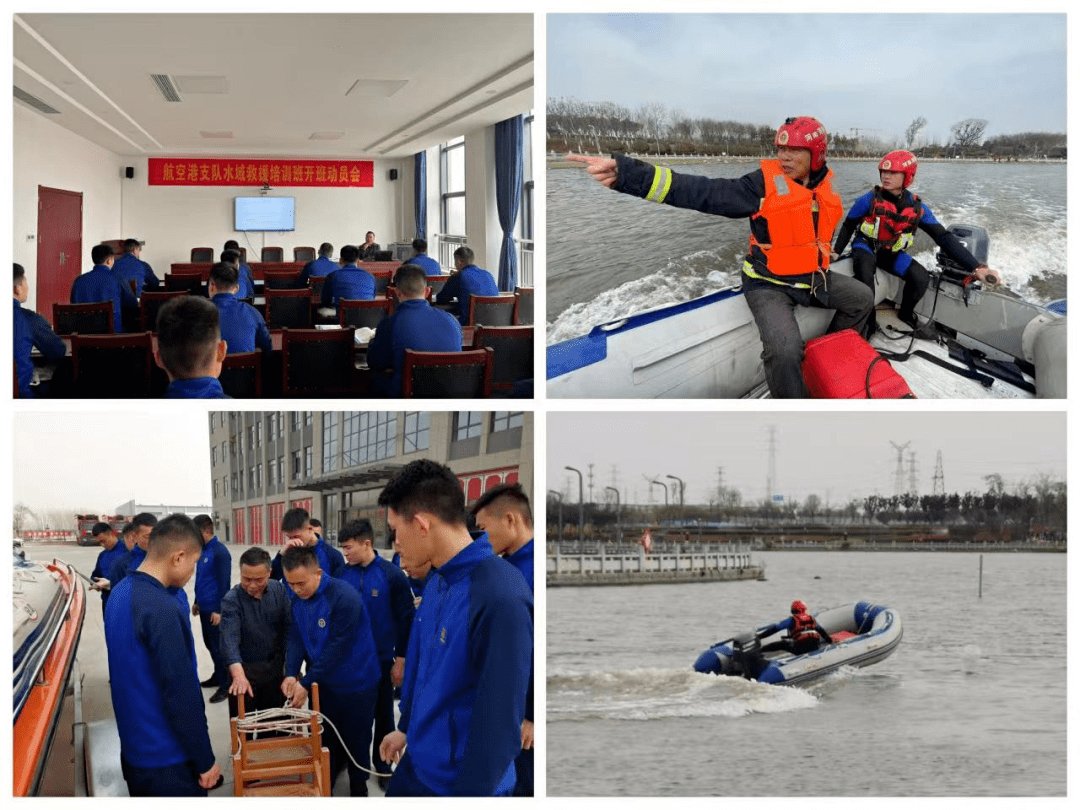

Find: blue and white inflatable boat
693;601;902;687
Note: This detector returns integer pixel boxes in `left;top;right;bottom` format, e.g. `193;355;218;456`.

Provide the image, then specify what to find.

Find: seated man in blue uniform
222;241;256;300
337;519;415;789
14;263;66;398
154;295;230;398
406;238;443;276
111;238;161;297
208;261;272;355
70;243;137;333
320;244;375;307
470;483;535;796
89;522;126;614
281;544;382;796
270;507;346;580
191;514;233;704
435;245;500;324
104;513;221;796
367;263;462;397
300;242;339;286
378;459;532;796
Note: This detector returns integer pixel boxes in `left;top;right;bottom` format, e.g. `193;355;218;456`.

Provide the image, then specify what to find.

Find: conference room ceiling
13;13;534;159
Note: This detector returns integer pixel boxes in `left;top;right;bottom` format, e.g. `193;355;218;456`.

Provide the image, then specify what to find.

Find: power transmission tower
907;451;918;496
890;441;910;498
932;451;945;496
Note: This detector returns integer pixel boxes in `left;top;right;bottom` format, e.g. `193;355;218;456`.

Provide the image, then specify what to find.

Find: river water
546;160;1067;345
547;550;1066;796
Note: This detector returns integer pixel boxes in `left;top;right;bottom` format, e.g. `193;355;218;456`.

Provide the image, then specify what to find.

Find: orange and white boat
13;551;86;796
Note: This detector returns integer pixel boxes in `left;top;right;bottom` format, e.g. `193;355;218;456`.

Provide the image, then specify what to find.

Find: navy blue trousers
198;611;227;689
318;684;377;797
121;757;206;797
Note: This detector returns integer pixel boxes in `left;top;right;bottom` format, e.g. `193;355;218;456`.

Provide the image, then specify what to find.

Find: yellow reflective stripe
646;166;672;204
742;260;812;289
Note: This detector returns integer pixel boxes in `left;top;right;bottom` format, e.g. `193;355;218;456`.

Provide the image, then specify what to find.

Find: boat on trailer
693;601;902;687
13;550;87;796
547;225;1066;399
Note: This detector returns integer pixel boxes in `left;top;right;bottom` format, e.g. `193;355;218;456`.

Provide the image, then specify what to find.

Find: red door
36;186;83;326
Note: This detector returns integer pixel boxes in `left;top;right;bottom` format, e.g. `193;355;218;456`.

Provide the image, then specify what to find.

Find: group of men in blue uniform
95;460;534;797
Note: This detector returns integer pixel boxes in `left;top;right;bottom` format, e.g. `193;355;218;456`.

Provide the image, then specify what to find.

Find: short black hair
209;261;239;289
224;240;241;251
340;244;360;264
471;482;533;526
453;246;474;265
91;522;113;537
339;519;374;545
239;547;272;569
131;513;159;529
14;263;25;282
412;238;427;253
365;231;375;238
281;507;309;533
318;242;334;257
121;522;135;536
156;296;221;379
378;459;465;526
147;513;202;560
221;249;241;266
281;544;318;572
309;518;322;530
123;239;141;254
91;244;115;265
393;263;427;296
193;514;214;534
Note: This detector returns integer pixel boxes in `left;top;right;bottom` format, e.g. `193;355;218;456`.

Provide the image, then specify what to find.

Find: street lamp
548;490;563;544
565;466;584;540
666;474;685;521
605;486;621;543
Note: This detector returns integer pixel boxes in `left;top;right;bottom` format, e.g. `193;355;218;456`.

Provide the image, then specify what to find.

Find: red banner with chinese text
147;158;374;187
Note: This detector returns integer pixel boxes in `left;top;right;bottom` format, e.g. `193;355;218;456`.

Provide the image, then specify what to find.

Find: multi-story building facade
208;411;532;548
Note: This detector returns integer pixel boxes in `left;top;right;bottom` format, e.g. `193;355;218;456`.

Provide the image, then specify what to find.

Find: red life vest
789;611;820;644
858;187;923;252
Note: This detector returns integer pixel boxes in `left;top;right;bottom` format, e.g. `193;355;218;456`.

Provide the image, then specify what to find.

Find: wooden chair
514;286;534;325
164;273;206;296
468;294;518;327
230;683;331;797
265;288;313;329
219;351;263;398
426;276;448;297
139;290;189;332
310;276;328;303
282;328;356;397
472;325;533;395
338;298;392;330
261;247;285;263
53;302;114;335
293;246;316;262
402;347;492;398
71;332;154;398
372;272;392;296
263;268;307;291
190;247;215;262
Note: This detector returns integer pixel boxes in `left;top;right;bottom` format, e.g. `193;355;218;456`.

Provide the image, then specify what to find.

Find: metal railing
433;234;533;289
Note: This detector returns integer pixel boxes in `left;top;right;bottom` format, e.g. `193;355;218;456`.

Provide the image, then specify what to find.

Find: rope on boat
233;705;397;778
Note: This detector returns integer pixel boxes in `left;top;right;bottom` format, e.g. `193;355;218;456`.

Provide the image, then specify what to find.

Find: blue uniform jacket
91;543;128;604
14;299;66;398
397;537;532;796
164;377;231;398
300;256;339;285
213;292;272;354
238;263;256;300
339;556;415;663
70;264;137;332
320;264;375;306
112;253;160;297
194;535;232;614
285;574;381;693
271;538;345;581
104;571;214;772
504;539;534;593
108;544;146;589
407;254;443;276
366;299;462;396
435;265;500;323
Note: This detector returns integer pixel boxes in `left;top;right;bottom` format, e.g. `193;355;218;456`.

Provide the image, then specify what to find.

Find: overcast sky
548;411;1066;506
12;410;213;512
547;13;1066;144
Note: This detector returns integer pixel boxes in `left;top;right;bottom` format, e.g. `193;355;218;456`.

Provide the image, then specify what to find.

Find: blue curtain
495;115;523;291
413;151;427;240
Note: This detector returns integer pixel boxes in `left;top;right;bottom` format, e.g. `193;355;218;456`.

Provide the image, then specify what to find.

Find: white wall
464;124;504;275
13;104;126;309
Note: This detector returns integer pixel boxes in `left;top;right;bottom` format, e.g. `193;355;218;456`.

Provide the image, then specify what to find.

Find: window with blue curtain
495;114;523;291
414;151;427;240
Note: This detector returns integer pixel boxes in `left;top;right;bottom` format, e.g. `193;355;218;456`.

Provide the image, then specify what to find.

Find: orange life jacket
746;160;843;283
789;611;820;644
858;187;923;252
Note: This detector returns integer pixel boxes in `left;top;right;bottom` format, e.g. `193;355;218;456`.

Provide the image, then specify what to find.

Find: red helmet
791;599;808;615
775;117;828;171
879;150;918;188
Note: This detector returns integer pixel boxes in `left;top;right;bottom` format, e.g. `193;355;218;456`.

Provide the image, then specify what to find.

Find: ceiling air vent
14;86;60;114
150;74;182;102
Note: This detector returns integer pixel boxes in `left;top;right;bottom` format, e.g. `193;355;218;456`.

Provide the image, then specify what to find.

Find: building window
292;450;301;480
440;136;466;236
248;466;255;491
492;411;524;432
305;411;313;426
521;113;534;241
213;479;218;498
322;413;339;473
305;446;313;478
277;456;284;486
454;411;484;441
211;446;217;466
267;459;275;487
256;463;263;492
248;425;256;451
256;420;263;445
344;412;397;466
403;412;430;454
291;412;301;432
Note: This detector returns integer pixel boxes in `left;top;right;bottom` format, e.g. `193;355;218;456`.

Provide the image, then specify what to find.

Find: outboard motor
936;224;989;285
732;632;767;681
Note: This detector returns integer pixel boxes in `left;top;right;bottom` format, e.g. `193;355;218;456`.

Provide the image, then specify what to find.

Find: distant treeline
547;97;1067;160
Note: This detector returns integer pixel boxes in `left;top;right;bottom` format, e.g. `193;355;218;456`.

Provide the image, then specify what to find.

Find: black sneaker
200;677;218;689
209;688;229;704
899;312;937;340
